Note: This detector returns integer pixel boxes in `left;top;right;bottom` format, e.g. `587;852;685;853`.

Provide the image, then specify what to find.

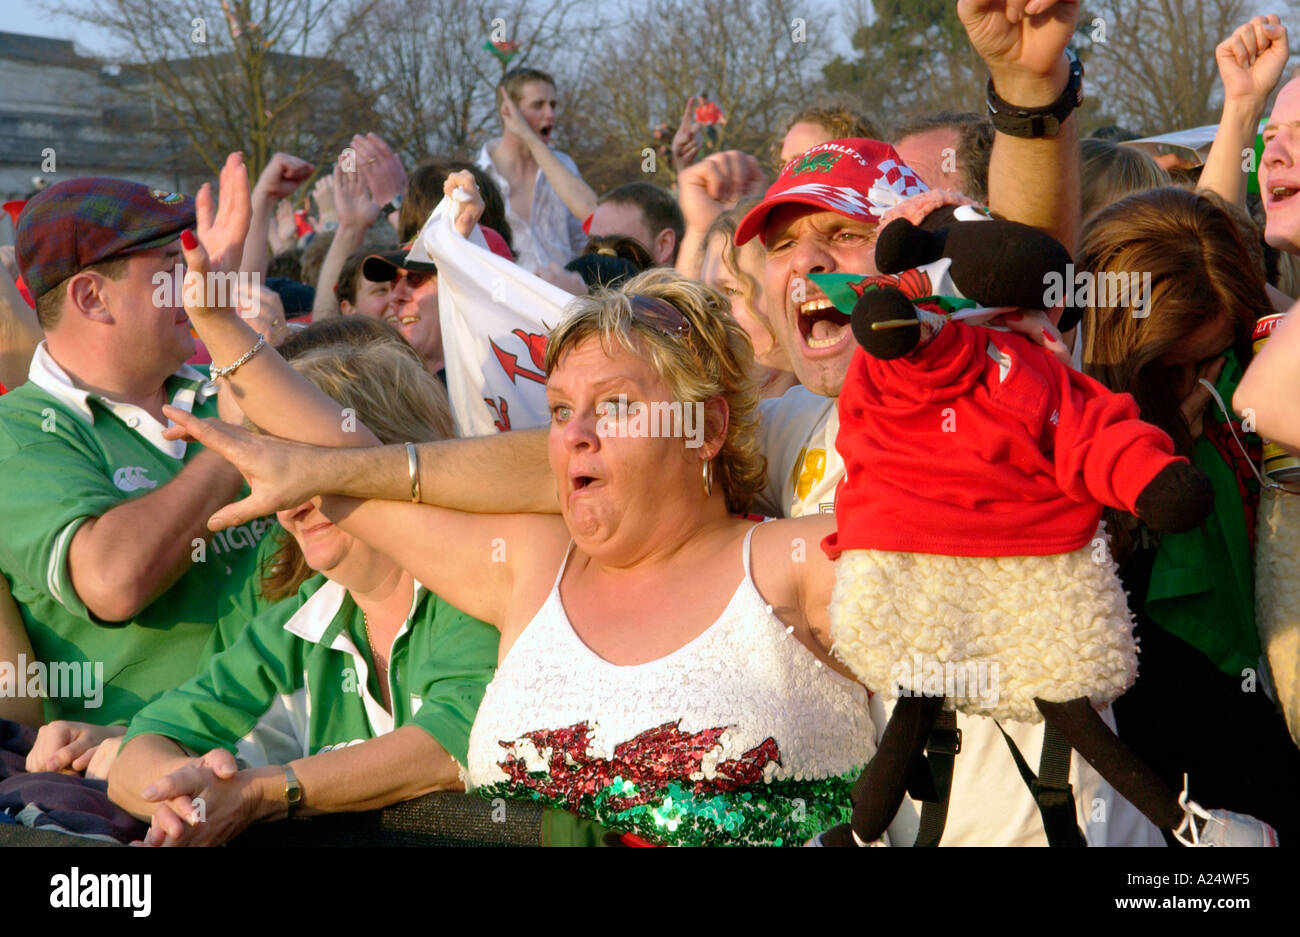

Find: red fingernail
180;229;198;250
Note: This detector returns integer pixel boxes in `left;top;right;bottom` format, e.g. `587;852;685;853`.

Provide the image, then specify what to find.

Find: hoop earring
702;458;714;496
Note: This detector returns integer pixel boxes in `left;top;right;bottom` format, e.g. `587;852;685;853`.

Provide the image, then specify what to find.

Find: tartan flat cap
16;177;196;301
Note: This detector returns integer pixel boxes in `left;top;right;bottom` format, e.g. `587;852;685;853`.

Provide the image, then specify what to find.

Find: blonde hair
1081;139;1171;223
543;268;767;515
261;337;454;599
702;199;780;349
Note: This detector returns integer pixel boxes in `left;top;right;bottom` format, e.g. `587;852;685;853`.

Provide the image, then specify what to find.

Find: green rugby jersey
0;344;270;725
123;576;499;768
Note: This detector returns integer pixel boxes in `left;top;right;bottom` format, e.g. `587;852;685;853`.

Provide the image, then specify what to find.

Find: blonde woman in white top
172;269;877;846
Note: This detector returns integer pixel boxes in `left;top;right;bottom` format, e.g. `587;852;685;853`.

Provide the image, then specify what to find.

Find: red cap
734;138;928;246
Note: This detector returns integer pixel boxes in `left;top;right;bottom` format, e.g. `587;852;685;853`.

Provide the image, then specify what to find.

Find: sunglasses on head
628;294;690;337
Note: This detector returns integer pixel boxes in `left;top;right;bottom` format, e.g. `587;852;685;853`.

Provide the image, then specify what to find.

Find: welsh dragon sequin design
479;720;858;846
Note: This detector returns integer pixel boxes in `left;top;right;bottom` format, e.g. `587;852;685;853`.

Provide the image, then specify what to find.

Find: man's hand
26;721;126;774
1217;15;1289;107
444;170;485;238
672;96;701;170
333;158;381;231
251;152;314;208
312;174;338;227
350;134;407;208
135;748;264;847
677;150;766;232
958;0;1079;104
161;407;330;529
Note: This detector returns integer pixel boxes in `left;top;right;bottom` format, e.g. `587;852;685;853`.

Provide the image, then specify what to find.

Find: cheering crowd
1;0;1300;848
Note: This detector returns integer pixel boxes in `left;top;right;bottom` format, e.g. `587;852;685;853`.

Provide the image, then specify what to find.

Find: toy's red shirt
823;322;1185;559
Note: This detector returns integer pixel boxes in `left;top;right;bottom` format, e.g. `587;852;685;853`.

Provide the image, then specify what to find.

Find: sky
5;0;116;53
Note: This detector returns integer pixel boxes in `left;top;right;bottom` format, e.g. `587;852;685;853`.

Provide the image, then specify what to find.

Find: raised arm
961;0;1081;253
1200;16;1288;206
241;152;314;279
182;153;377;448
674;151;767;279
311;160;383;321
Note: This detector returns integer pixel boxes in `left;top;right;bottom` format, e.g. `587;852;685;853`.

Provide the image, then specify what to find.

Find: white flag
409;197;575;436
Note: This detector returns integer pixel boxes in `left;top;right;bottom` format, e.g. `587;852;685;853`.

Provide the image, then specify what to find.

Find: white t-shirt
754;385;841;519
756;383;1166;846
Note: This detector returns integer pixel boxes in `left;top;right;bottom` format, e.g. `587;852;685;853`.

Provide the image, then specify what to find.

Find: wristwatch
986;47;1083;138
283;764;302;819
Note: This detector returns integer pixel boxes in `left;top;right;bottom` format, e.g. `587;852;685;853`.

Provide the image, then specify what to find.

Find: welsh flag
407;198;571;436
483;39;520;65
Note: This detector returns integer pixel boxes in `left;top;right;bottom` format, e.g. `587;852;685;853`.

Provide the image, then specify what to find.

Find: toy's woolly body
1256;487;1300;747
828;533;1139;724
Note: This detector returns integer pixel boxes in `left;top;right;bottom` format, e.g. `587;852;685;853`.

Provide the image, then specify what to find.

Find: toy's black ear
943;219;1078;325
876;218;946;274
875;206;961;273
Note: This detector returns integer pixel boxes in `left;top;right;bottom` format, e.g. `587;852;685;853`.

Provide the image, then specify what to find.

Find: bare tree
1082;0;1300;133
566;0;833;190
821;0;986;129
52;0;381;178
339;0;608;166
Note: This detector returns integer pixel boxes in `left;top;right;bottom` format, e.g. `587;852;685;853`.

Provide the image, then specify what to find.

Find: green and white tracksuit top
123;574;499;768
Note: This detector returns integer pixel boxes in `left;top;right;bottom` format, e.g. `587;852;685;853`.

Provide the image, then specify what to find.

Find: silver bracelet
210;333;267;380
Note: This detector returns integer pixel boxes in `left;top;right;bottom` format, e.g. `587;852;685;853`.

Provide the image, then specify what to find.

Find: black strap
995;720;1086;847
912;709;960;847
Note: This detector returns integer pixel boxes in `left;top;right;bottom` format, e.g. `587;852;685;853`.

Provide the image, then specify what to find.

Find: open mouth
1270;184;1299;205
797;296;851;351
539;125;553;141
569;470;604;494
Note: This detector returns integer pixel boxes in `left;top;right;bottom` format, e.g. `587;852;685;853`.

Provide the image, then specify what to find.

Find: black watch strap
986;48;1083;139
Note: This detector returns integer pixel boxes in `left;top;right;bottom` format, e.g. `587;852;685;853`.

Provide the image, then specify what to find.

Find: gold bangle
405;442;421;504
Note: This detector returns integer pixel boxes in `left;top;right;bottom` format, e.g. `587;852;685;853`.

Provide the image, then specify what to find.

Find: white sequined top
466;524;877;845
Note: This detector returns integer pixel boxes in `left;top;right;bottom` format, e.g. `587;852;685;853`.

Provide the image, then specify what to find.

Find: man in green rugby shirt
0;173;276;746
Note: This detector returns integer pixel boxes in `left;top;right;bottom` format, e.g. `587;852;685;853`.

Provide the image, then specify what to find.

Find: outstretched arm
161;409;558;527
321;496;567;628
962;0;1081;253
